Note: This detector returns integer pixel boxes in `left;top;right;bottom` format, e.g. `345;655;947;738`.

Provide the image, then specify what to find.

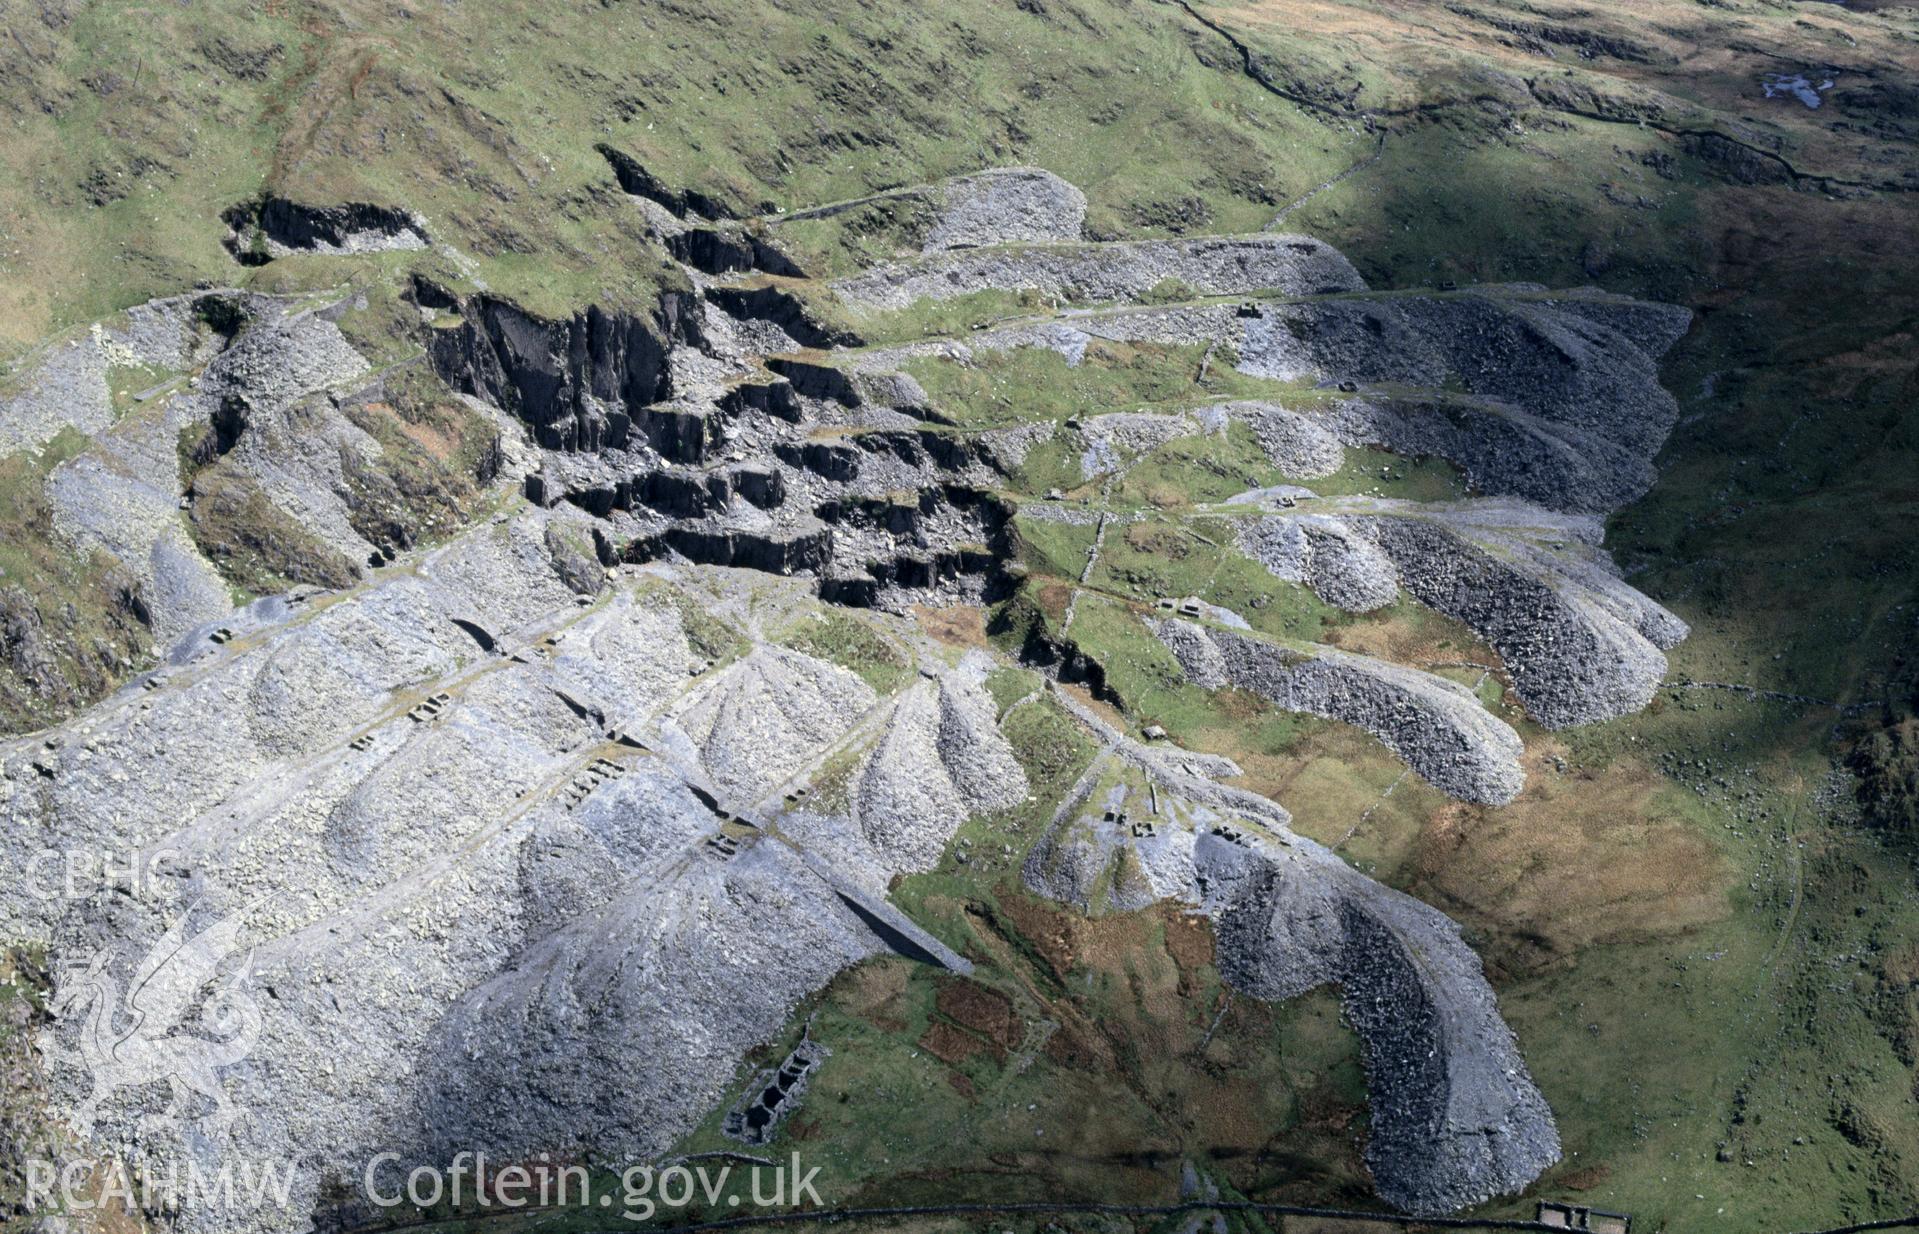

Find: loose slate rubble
6;547;1019;1231
1231;399;1348;479
903;282;1689;516
1231;498;1688;728
1321;391;1657;516
0;163;1697;1229
667;644;879;799
836;233;1366;311
1234;509;1400;613
918;166;1088;251
0;295;212;455
1021;693;1559;1214
1206;833;1562;1214
855;660;1028;870
1153;618;1527;806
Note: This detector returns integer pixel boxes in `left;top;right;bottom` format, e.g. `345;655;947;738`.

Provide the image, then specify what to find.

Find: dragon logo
40;910;263;1140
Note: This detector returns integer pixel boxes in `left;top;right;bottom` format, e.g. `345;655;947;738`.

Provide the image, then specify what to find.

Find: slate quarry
0;164;1693;1230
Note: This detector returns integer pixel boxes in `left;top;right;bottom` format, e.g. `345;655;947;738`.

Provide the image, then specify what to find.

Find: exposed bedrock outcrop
1154;618;1524;804
522;343;1017;608
835;232;1366;310
639;522;836;577
621;377;801;468
849;427;1000;475
817;423;1003;486
816;542;1005;608
4;164;1687;1230
764;354;863;406
702;284;855;349
426;289;704;451
812;484;1017;607
595;142;737;220
0;576;149;717
720;375;804;421
671;227;807;278
773;438;863;481
629;403;725;465
557;457;795;524
222;198;429;263
1233;500;1686;728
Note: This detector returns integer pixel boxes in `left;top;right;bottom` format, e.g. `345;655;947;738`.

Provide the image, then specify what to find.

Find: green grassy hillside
2;0;1917;1230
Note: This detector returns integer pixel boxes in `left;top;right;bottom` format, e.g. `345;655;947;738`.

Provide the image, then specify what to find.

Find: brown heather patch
1161;904;1215;978
1321;602;1506;687
992;889;1080;985
918;1019;992;1066
1407;742;1731;976
1034;579;1073;623
934;978;1021;1053
913;603;988;650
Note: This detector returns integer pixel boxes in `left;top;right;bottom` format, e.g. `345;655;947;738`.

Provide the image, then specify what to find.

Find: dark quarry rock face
647;524;835;575
702;284;854;348
426;291;704;451
765;356;863;406
774;439;863;481
671;228;808;279
0;137;1710;1233
719;378;802;422
594;142;738;221
222;198;429;263
258;199;426;249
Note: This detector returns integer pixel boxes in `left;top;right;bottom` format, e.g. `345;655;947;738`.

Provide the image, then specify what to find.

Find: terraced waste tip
1;164;1694;1230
